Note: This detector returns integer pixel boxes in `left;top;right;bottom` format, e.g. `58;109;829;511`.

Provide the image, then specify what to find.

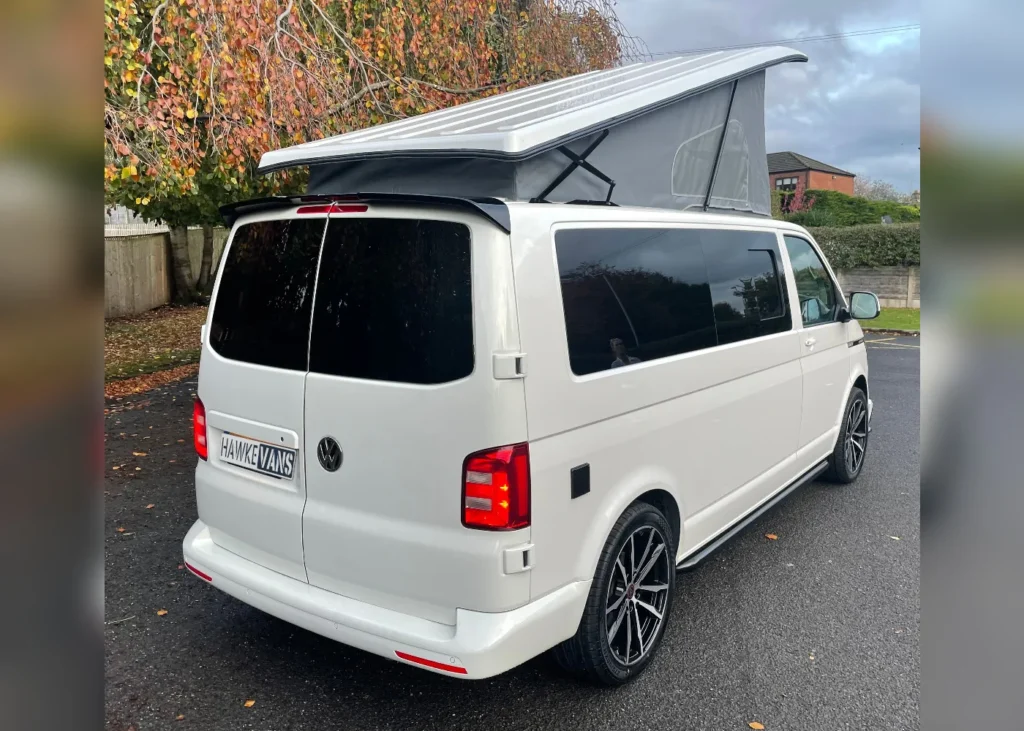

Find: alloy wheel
844;399;868;475
605;525;671;666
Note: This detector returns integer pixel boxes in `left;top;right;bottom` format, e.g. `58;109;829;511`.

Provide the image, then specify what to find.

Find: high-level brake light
295;203;368;215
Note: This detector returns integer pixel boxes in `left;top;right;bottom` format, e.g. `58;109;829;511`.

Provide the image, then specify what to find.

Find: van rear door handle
804;337;817;348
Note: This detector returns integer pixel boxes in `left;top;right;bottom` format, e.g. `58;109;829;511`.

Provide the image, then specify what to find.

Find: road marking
867;342;920;350
867;336;897;344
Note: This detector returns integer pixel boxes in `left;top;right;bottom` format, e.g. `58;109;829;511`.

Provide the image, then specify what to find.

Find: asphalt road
104;333;920;731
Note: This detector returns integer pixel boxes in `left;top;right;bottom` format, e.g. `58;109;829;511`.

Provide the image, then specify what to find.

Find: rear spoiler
219;193;511;233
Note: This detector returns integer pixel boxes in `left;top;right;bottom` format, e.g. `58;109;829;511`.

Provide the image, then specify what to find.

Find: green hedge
806;223;920;269
787;189;921;227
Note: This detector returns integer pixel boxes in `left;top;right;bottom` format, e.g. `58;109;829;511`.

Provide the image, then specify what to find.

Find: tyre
552;502;675;686
825;386;869;483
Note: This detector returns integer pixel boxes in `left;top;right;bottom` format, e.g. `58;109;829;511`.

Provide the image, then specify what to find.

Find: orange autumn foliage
105;0;645;208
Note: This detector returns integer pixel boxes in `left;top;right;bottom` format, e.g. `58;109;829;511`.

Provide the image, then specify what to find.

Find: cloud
616;1;921;192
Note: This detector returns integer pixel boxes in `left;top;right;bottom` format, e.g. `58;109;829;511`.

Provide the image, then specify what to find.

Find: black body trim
676;460;829;571
219;193;512;233
570;464;591;499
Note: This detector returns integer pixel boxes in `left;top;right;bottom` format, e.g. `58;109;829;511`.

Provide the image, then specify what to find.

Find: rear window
308;218;473;385
209;218;325;371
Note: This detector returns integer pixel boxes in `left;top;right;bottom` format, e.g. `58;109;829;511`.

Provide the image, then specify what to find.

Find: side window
783;236;839;327
700;229;791;345
555;228;717;376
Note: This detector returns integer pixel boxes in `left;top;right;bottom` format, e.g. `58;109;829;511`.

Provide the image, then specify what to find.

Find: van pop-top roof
258;46;807;217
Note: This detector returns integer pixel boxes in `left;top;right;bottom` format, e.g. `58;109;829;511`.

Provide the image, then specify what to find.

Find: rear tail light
462;443;530;530
193;398;208;460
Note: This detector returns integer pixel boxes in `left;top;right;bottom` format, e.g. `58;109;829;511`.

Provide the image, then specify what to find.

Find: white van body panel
186;200;869;679
507;207;805;594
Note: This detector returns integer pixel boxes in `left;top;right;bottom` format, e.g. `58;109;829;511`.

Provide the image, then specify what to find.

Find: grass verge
868;307;920;332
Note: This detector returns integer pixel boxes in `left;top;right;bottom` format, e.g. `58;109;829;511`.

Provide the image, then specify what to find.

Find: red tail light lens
462;443;530;530
295;203;368;214
193;398;208;460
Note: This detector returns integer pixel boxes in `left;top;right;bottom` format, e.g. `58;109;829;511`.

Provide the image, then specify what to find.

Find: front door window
783;236;839;326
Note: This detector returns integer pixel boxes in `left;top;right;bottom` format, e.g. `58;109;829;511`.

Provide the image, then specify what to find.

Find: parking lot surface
105;335;919;730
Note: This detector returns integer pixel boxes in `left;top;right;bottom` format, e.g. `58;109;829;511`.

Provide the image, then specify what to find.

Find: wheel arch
577;475;686;582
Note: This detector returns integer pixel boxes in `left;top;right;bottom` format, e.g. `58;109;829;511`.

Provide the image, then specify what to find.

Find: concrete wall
105;228;228;318
835;265;920;309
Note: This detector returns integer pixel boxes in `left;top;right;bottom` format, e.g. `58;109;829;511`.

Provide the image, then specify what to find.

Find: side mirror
849;291;881;320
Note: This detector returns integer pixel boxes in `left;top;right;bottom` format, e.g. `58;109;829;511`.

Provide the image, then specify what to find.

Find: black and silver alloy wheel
843;397;868;476
552;501;676;685
826;386;869;484
605;526;671;666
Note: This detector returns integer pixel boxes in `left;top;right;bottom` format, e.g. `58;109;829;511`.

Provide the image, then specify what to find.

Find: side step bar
676;460;829;571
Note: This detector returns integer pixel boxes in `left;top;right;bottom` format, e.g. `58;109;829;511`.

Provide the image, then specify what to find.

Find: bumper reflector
395;651;468;675
185;562;212;582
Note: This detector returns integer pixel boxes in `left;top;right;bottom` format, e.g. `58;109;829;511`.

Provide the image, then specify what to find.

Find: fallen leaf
809;654;815;661
117;527;125;533
157;609;168;616
765;533;778;540
176;715;185;721
146;504;155;509
890;536;901;541
112;465;120;470
178;564;184;570
177;439;185;443
135;467;142;471
133;451;148;457
169;459;177;463
749;723;765;730
243;700;256;708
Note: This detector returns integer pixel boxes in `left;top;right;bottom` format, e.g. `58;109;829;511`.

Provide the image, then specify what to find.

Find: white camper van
183;47;881;685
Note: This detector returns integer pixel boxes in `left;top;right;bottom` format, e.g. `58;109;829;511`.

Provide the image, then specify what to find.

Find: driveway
105;336;919;730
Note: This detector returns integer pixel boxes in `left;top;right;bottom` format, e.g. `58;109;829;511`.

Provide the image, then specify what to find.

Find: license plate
219;433;297;480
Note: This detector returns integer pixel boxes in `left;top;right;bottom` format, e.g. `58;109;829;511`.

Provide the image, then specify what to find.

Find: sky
615;0;921;193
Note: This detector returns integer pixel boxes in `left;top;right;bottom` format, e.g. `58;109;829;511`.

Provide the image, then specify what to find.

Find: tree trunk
197;224;215;295
168;225;196;304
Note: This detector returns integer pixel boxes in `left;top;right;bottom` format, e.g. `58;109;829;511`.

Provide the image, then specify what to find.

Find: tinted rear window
209;219;325;371
699;229;791;345
555;228;717;376
308;219;473;385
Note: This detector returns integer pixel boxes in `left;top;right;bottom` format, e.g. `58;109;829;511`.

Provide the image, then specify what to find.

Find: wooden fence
104;228;228;318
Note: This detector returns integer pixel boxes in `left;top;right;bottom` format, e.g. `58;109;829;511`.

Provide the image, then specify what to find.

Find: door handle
804;337;817;348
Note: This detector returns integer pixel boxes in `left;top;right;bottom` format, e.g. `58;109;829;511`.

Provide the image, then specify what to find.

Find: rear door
196;210;326;582
301;210;530;625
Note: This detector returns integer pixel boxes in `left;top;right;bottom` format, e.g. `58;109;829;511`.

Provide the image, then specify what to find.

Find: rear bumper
182;520;589;678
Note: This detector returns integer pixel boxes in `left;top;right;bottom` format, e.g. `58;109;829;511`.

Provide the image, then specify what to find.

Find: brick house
767;151;856;196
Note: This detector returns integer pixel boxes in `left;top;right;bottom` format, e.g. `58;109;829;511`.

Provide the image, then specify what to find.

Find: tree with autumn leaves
105;0;643;302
